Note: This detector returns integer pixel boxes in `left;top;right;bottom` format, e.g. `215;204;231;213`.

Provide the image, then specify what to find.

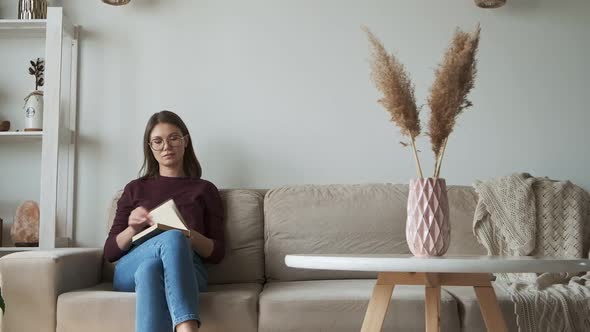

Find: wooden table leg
425;286;441;332
474;285;508;332
360;274;395;332
360;272;505;332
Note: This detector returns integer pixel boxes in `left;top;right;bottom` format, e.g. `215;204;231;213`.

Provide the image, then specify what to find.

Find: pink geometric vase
406;178;450;256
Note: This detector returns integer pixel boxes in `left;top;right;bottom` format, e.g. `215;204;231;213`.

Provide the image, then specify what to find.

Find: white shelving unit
0;7;78;251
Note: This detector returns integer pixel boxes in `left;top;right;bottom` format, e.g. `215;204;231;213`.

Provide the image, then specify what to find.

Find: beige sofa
0;184;520;332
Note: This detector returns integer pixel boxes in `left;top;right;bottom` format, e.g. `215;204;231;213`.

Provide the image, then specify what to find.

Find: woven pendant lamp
475;0;506;8
102;0;131;5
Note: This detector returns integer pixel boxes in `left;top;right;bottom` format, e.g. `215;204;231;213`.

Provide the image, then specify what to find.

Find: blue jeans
113;230;208;332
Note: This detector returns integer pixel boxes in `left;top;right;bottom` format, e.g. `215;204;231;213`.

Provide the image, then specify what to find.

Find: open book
131;199;190;245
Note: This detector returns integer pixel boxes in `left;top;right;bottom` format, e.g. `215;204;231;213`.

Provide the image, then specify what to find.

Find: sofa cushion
444;285;518;332
445;186;487;256
207;189;265;284
57;282;261;332
104;189;265;285
264;184;484;281
259;279;461;332
264;184;411;281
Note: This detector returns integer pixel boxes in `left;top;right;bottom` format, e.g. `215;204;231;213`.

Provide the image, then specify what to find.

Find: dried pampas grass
363;26;424;178
429;25;480;178
364;25;481;179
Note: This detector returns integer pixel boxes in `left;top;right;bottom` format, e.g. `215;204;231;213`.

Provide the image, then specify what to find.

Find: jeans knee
161;229;185;240
160;229;189;249
134;258;163;285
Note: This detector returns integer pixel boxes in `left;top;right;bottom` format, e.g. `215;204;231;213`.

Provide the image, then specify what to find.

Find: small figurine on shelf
0;120;10;131
23;58;44;132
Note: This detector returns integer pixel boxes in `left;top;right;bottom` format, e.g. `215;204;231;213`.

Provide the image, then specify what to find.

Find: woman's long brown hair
139;110;202;179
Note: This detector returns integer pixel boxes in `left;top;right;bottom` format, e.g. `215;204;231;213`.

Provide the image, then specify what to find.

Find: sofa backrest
263;184;485;281
104;188;266;285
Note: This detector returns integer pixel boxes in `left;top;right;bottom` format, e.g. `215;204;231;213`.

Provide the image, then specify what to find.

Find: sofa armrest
0;248;103;332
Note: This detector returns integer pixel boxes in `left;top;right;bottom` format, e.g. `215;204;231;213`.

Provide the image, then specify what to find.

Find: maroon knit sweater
103;176;225;264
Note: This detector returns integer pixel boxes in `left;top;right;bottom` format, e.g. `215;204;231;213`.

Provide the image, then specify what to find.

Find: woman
104;110;225;332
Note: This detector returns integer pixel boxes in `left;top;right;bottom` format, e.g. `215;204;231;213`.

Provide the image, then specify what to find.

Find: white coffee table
285;254;590;332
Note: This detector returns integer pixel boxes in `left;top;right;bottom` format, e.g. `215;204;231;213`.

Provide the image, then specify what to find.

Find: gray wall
0;0;588;248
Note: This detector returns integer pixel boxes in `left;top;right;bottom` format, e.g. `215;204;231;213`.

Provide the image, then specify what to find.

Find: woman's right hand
128;206;153;233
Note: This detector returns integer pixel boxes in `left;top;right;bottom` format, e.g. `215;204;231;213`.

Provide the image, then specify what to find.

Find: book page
148;199;188;230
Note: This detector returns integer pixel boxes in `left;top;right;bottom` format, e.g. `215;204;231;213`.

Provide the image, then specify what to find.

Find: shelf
0;247;39;252
0;19;47;38
0;10;77;39
0;131;43;143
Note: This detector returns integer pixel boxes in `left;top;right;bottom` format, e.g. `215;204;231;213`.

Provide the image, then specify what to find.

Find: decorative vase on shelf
24;58;45;131
18;0;47;19
23;91;43;131
406;178;450;256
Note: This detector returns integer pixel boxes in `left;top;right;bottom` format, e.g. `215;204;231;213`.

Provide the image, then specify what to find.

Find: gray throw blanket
473;173;590;332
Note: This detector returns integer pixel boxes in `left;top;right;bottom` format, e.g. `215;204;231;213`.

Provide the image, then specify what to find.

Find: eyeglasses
148;134;187;151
